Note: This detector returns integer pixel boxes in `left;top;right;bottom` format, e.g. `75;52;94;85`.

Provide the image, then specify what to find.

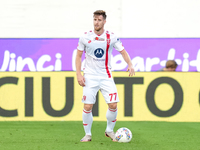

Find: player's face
93;15;106;32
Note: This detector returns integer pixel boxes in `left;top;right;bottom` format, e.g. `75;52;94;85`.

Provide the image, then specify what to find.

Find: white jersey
77;30;124;78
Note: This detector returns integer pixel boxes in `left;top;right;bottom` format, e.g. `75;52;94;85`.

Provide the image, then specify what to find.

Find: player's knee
84;104;93;111
108;102;117;109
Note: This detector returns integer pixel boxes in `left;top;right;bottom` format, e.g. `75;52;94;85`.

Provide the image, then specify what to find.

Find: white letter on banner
37;55;54;71
131;56;145;71
16;56;36;71
54;53;62;71
182;53;189;72
196;49;200;71
160;48;176;67
145;57;160;71
9;53;16;71
0;50;10;71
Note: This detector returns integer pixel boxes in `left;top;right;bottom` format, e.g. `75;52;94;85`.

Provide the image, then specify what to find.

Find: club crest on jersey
82;95;86;101
117;38;122;43
107;39;111;45
94;48;104;58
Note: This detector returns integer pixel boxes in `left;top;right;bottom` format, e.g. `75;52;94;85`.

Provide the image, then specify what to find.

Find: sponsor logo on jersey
94;37;105;41
93;58;105;61
94;48;104;58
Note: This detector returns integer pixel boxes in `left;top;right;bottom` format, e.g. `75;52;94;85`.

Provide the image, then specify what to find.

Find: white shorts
82;74;119;104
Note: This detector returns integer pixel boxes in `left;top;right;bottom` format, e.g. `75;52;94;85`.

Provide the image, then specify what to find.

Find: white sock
106;108;118;132
82;109;93;136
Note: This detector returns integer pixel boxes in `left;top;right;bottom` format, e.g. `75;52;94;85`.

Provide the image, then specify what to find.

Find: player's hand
77;74;85;87
127;66;135;76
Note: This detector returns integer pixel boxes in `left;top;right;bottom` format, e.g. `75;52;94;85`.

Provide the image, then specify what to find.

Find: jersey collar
93;29;106;37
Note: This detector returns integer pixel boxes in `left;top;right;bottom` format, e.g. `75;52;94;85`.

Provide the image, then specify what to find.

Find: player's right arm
76;49;85;87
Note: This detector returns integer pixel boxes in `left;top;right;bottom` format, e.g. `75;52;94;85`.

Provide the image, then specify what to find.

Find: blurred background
0;0;200;122
1;0;200;38
1;0;200;72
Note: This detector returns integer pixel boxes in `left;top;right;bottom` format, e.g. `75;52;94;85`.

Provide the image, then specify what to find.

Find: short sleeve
113;38;124;52
77;36;85;51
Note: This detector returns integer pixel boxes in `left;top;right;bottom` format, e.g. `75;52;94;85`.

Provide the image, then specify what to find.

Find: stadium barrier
0;72;200;122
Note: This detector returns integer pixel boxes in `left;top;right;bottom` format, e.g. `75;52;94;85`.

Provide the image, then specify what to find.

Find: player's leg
104;102;118;141
100;78;119;141
106;102;118;132
80;74;99;142
81;104;93;142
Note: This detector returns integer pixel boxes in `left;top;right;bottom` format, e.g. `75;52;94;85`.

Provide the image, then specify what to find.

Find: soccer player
76;10;135;142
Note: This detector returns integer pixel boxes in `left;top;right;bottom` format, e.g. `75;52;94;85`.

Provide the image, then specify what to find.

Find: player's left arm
120;49;135;76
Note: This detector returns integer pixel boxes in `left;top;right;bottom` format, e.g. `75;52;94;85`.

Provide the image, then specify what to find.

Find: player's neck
94;29;105;36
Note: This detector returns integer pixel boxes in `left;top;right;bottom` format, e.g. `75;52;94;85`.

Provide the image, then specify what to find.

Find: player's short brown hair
93;10;107;20
166;60;178;69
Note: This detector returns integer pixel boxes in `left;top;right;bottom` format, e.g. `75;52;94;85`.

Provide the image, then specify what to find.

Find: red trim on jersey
119;49;125;52
106;33;111;78
83;123;88;126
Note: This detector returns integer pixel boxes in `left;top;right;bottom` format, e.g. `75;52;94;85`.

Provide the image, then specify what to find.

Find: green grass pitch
0;121;200;150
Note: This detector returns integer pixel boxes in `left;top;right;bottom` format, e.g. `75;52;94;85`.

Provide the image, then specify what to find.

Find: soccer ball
115;127;132;143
